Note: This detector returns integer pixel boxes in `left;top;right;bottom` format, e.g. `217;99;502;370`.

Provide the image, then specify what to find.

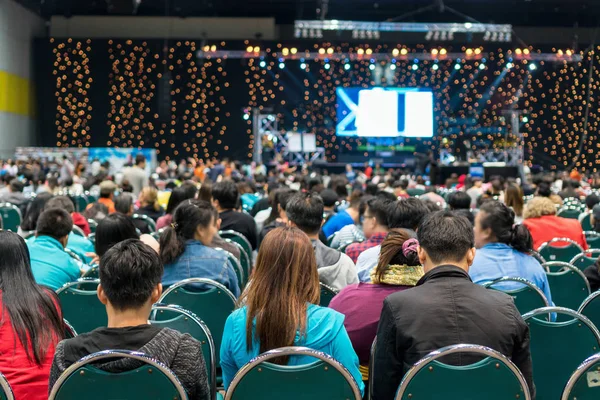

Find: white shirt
355;245;381;283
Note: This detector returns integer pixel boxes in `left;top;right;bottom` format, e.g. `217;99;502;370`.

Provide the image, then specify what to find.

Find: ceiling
15;0;600;28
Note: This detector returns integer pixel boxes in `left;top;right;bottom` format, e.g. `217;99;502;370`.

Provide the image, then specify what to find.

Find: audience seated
320;188;338;223
114;192;150;234
0;178;26;209
584;257;600;292
97;180;117;213
212;180;258;250
373;211;535;399
136;187;165;222
122;154;149;196
258;188;295;248
345;197;392;263
286;192;358;290
0;231;63;400
220;226;364;395
95;214;159;259
48;239;210;399
328;194;374;249
580;193;600;223
322;190;363;238
157;184;197;230
159;199;240;296
330;229;423;380
523;196;588;250
470;201;553;303
505;184;525;224
19;192;53;233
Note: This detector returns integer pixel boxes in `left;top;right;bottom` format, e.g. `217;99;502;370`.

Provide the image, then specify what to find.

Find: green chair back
395;344;531;400
326;234;336;247
82;265;99;279
523;307;600;400
71;195;89;213
570;251;599;271
64;318;77;339
578;292;600;336
483;277;549;316
538;238;584;263
561;353;600;400
158;278;236;369
56;279;107;335
585;232;600;249
219;230;252;264
87;219;98;234
544;262;591;311
0;203;22;232
132;214;157;233
215;248;245;292
0;371;14;400
581;214;593;231
72;226;86;237
320;283;338;307
558;208;582;220
225;239;252;285
48;350;187;400
406;188;426;197
224;346;362;400
150;304;216;400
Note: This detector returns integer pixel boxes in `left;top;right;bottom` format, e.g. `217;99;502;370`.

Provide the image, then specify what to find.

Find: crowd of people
1;153;600;399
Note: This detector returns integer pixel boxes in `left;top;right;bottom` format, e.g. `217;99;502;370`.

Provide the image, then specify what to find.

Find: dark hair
536;181;552;197
452;209;475;226
349;190;364;208
83;202;109;221
45;195;75;214
447;191;472;210
166;186;196;215
198;181;212;202
100;239;163;310
586;194;600;210
160;200;218;264
418;210;475;264
265;188;295;226
212;180;239;209
422;199;443;213
21;193;53;231
367;197;393;227
95;214;140;257
388;198;428;230
0;231;63;364
375;229;420;282
135;154;146;166
10;179;24;193
320;189;338;208
365;183;378;195
114;193;134;215
478;201;532;253
505;184;524;217
37;208;73;241
285;192;324;234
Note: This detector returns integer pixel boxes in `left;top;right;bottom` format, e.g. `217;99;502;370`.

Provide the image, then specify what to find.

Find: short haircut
447;191;472;210
45;196;75;214
114;193;134;215
100;239;163;310
95;213;139;256
135;154;146;166
388;198;428;231
212;180;239;209
37;208;73;241
10;179;24;193
418;210;475;264
366;197;392;227
586;194;600;210
320;189;338;207
286;192;324;234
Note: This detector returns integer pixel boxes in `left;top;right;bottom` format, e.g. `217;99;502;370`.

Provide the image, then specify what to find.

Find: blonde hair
140;187;160;211
523;196;558;219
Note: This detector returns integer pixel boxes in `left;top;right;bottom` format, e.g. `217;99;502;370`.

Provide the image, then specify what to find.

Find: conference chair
219;230;252;263
70;194;89;213
320;283;339;307
224;238;252;285
581;214;593;231
82;265;99;279
48;350;187;400
570;249;600;271
151;227;166;241
406;188;426;197
87;219;98;234
56;278;107;335
557;207;581;220
64;319;77;339
150;304;217;400
578;291;600;334
538;238;585;263
560;353;600;400
72;225;86;237
529;250;547;265
0;371;14;400
132;213;157;233
0;203;22;232
544;262;590;312
214;248;245;292
87;233;95;245
394;344;531;400
483;277;549;315
585;231;600;248
523;307;600;400
224;346;362;400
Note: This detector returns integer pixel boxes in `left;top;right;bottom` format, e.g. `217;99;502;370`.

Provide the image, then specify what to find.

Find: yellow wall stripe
0;71;35;117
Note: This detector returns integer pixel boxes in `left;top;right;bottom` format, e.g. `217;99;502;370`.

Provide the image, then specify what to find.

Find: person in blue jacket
220;226;364;395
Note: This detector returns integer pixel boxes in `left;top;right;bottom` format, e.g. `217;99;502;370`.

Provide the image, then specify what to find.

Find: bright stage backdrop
34;39;600;171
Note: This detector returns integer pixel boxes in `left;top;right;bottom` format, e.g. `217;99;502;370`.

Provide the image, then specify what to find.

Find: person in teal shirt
220;226;364;395
28;208;82;290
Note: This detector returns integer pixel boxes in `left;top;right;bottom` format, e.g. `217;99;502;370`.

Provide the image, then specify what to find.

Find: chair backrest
561;353;600;400
578;291;600;335
150;304;216;400
483;277;549;315
82;265;99;279
538;238;585;263
529;250;547;265
543;262;591;311
215;248;245;292
224;346;362;400
0;371;14;400
585;231;600;248
48;350;188;400
132;213;157;233
87;219;98;233
319;283;338;307
395;344;531;400
56;279;107;335
581;214;593;231
406;188;426;197
219;230;252;262
224;238;252;285
158;278;236;368
70;194;89;213
0;203;22;232
64;318;78;339
72;225;86;237
570;249;600;271
557;207;582;220
523;307;600;400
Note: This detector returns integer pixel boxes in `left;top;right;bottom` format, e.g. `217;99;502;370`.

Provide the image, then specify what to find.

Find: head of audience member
198;180;213;202
475;201;532;253
45;196;75;214
83;202;109;222
373;228;421;284
0;231;63;365
523;196;557;219
212;180;239;212
447;191;471;210
98;239;163;326
9;179;24;193
452;209;475;226
320;189;338;212
535;181;552;198
286;192;324;240
114;193;135;216
165;185;196;216
586;194;600;212
239;226;319;364
504;184;524;217
100;180;117;200
417;211;475;273
139;187;161;211
160;200;219;264
95;213;140;257
388;198;428;231
363;197;392;238
265;188;296;226
365;183;378;196
422;199;443;214
135;154;147;169
36;208;73;248
21;192;53;231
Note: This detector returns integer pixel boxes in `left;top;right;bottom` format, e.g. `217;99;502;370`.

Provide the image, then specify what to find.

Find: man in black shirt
212;180;258;250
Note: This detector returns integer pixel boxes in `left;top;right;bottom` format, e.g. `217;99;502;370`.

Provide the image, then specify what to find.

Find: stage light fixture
291;47;298;54
431;49;439;56
466;48;473;56
522;116;529;123
366;48;373;55
246;46;253;53
300;62;307;69
440;48;447;55
392;48;399;56
389;64;396;70
515;48;522;55
344;63;351;70
243;113;250;120
479;63;485;70
253;46;260;53
454;63;461;70
318;48;326;55
432;64;439;71
523;48;530;55
400;48;408;55
411;64;418;70
357;48;365;55
324;63;331;70
327;48;334;54
566;49;573;56
279;62;285;69
506;62;513;69
529;63;537;71
259;60;267;68
369;63;376;71
282;48;289;55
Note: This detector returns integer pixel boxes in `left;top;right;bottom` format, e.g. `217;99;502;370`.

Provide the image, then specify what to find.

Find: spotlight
522;116;529;123
515;48;522;55
210;45;217;52
279;62;285;69
440;48;447;55
291;47;298;54
324;63;331;70
344;63;351;70
411;64;418;70
357;48;365;55
389;64;396;70
454;63;461;70
246;46;253;53
479;63;485;70
506;62;513;69
327;48;334;54
529;63;537;71
282;48;289;55
400;48;408;55
432;64;439;71
318;48;326;55
366;48;373;55
466;48;473;56
464;22;473;29
300;62;307;69
259;60;267;68
392;48;399;56
566;49;573;56
523;48;530;55
243;114;250;120
413;59;419;63
431;49;439;56
253;46;260;53
369;64;376;71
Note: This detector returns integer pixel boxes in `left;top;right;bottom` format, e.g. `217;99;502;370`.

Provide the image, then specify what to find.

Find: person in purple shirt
329;228;424;381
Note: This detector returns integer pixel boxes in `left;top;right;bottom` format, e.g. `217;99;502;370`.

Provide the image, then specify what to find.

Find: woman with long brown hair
504;184;524;223
220;226;364;395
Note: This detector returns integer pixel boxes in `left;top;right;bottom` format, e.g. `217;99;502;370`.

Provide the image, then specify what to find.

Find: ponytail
510;224;533;253
375;229;420;282
480;201;533;253
159;226;185;264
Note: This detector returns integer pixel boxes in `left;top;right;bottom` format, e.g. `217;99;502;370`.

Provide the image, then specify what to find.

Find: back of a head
504;184;524;216
478;201;532;252
452;209;474;226
586;194;600;210
100;239;163;311
367;197;393;228
388;198;428;231
418;210;474;265
95;213;139;257
536;181;552;197
135;154;146;166
140;187;160;211
212;180;239;209
349;189;364;208
285;192;324;235
320;189;338;208
198;181;213;202
114;193;134;215
21;192;53;231
37;208;73;241
447;191;471;210
375;228;420;281
523;196;557;219
166;186;195;215
10;179;24;193
45;195;75;214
